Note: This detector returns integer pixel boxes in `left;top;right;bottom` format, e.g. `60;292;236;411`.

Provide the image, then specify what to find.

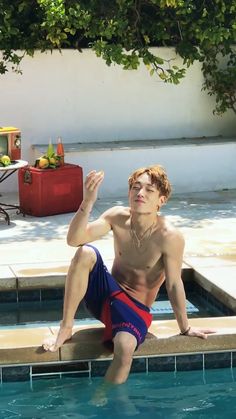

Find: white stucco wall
0;48;235;193
64;142;236;198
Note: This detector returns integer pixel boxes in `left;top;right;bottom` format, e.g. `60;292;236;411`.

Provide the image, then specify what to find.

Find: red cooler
18;164;83;216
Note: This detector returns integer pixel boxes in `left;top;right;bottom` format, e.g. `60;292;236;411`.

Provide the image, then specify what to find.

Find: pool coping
0;316;236;382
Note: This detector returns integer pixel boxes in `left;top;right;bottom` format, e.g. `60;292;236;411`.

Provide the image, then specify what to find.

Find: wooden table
0;160;28;224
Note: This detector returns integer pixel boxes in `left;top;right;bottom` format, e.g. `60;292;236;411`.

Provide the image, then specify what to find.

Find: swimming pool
0;279;232;327
1;367;236;418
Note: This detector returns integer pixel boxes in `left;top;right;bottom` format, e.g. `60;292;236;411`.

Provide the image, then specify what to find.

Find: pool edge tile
0;265;16;291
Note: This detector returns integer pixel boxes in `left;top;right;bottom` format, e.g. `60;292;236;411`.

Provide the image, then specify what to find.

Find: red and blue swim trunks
83;245;152;349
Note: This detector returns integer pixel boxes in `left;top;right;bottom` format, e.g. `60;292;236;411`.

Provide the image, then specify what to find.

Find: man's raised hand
84;170;104;204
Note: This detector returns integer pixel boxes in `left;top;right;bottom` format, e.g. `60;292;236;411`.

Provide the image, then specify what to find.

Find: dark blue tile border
148;356;175;372
41;288;64;301
131;358;146;373
32;361;89;376
0;291;17;303
18;290;41;302
90;360;110;377
85;357;147;378
204;352;231;369
176;354;203;371
232;352;236;367
193;283;234;316
2;365;30;382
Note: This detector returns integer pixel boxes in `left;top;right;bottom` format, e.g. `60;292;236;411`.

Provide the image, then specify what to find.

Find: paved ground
0;189;236;266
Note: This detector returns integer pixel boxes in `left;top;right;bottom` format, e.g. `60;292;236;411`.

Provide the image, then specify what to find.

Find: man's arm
163;230;215;339
163;230;189;334
67;170;111;246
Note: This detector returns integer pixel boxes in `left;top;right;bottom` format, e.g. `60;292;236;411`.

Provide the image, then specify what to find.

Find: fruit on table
38;157;49;169
34;139;65;169
49;157;56;165
35;154;61;169
49;156;60;166
0;155;11;166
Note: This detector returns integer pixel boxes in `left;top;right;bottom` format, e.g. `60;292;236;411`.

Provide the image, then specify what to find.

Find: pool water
1;368;236;418
0;291;225;327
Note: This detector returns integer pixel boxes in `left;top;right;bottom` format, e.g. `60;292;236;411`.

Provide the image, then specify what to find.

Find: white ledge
32;136;236;153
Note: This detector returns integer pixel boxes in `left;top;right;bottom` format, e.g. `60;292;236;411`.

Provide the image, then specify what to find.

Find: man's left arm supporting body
163;229;190;334
163;228;214;339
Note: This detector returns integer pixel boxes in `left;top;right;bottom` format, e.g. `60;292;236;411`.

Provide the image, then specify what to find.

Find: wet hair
128;165;172;200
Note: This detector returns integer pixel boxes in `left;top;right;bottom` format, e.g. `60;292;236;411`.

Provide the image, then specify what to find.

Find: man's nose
137;188;145;196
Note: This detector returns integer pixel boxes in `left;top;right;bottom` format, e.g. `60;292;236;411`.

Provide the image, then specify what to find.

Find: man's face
129;173;165;213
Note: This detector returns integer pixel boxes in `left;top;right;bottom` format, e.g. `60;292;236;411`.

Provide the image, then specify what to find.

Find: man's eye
132;186;140;190
147;189;155;192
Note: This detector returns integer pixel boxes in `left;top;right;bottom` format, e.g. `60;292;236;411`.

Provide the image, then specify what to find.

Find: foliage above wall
0;0;235;114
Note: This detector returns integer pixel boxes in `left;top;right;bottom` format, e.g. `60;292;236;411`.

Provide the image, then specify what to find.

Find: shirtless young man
43;165;214;384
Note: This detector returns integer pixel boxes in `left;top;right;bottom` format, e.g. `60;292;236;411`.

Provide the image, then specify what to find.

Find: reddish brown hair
128;165;172;200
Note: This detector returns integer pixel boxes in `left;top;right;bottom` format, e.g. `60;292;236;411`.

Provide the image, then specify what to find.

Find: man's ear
159;195;167;206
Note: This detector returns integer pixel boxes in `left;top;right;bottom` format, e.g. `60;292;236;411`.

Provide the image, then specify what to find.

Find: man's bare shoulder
100;205;130;220
158;216;185;249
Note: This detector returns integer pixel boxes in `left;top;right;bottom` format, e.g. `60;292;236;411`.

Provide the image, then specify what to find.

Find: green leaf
0;0;235;114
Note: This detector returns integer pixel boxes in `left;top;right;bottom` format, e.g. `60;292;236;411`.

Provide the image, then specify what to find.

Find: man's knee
113;332;137;364
71;245;97;271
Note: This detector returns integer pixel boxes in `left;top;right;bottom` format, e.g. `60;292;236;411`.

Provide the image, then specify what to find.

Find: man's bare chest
114;221;162;252
113;230;164;276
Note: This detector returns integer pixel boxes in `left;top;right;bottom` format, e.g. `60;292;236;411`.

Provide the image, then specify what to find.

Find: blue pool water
0;287;226;327
1;368;236;418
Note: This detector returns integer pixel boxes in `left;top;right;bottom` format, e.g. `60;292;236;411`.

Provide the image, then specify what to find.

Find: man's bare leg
91;332;137;406
43;245;96;352
105;332;137;384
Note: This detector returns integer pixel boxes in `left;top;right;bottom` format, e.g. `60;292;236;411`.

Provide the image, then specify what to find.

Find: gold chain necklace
130;219;156;252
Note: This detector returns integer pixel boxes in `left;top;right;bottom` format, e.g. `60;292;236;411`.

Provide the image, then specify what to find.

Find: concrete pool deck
0;189;236;370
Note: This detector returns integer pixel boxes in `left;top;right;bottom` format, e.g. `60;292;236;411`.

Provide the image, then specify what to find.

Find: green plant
0;0;235;114
202;50;236;115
